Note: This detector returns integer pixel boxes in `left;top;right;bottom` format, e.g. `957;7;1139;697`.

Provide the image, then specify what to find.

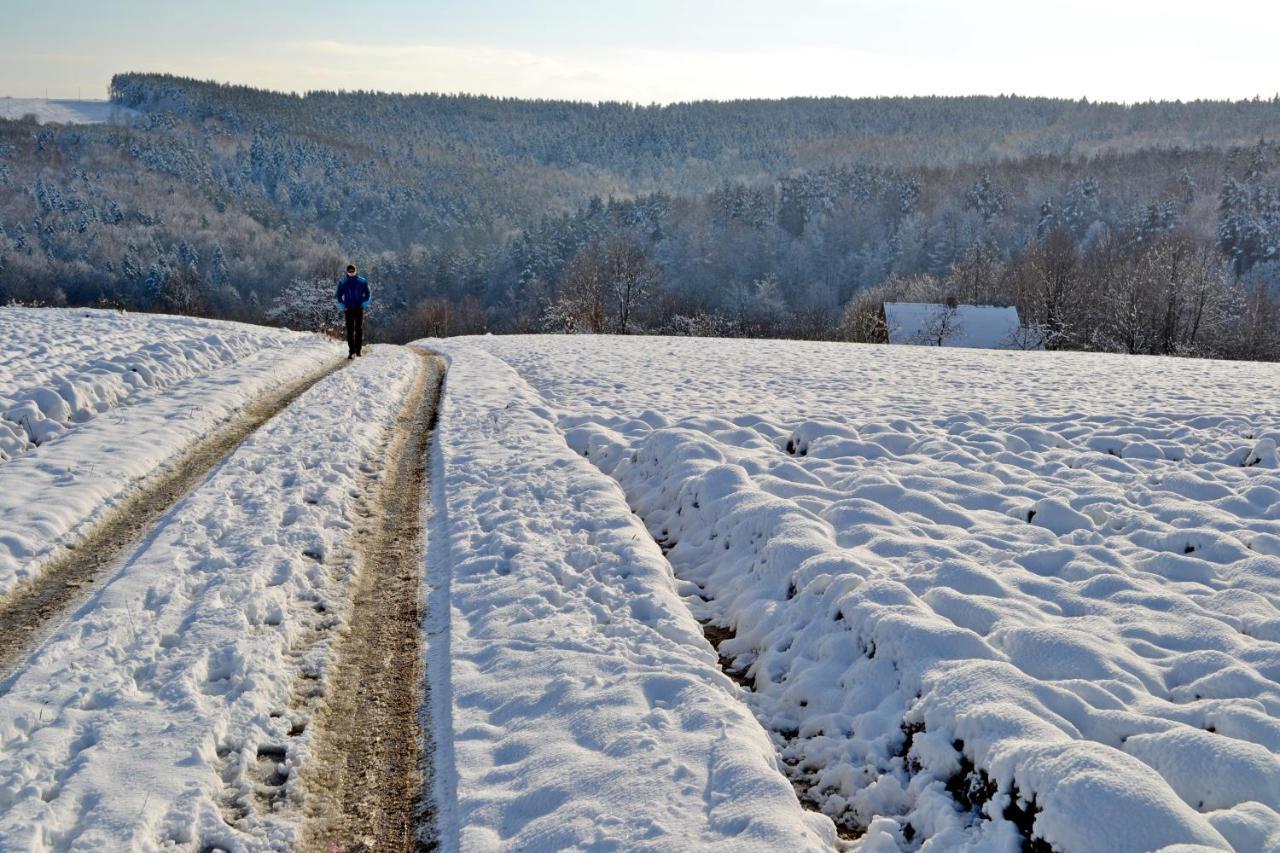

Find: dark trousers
344;306;365;355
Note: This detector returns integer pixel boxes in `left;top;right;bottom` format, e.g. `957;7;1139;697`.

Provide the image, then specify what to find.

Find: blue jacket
335;274;371;309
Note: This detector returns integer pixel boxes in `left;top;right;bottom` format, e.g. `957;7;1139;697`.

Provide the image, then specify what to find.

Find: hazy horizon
9;83;1280;110
5;0;1280;105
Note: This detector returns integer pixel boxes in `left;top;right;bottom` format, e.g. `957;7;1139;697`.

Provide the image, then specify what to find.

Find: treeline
1;74;1279;359
448;146;1280;359
109;73;1280;170
841;231;1279;360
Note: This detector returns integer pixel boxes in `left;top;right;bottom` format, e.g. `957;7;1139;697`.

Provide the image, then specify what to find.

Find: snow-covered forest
2;74;1280;358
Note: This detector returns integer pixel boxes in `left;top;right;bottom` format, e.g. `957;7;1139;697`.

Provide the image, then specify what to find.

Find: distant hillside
111;73;1280;169
0;98;140;125
1;74;1278;358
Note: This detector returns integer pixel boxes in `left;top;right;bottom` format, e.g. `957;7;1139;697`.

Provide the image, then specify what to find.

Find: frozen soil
300;350;444;852
0;356;345;678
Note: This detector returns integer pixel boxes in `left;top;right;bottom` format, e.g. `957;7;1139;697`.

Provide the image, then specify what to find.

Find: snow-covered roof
883;302;1025;349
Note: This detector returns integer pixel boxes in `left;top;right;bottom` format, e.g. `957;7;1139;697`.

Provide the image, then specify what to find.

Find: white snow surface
0;98;140;125
423;344;835;851
425;335;1280;853
5;317;1279;852
0;307;339;600
0;346;416;850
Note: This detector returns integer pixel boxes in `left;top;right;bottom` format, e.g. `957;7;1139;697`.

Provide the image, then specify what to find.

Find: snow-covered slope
0;98;140;125
427;334;1280;852
0;308;339;599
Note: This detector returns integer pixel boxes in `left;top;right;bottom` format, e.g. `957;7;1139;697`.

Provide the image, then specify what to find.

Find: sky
2;0;1279;104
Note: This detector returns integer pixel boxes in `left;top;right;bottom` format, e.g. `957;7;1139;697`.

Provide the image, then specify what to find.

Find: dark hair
346;264;356;273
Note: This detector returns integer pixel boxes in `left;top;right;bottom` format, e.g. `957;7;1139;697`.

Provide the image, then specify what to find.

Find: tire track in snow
0;355;347;679
299;349;443;853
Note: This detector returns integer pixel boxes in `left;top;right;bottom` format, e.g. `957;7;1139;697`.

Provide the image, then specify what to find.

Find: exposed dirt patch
299;350;443;853
0;355;346;679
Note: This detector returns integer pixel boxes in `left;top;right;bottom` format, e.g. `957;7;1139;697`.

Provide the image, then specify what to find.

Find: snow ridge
460;334;1280;852
0;307;316;462
422;341;834;851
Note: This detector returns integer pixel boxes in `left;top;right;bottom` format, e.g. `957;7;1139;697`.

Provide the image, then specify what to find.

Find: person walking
335;264;371;358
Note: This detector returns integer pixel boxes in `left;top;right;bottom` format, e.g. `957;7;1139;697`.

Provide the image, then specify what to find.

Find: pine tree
209;244;229;288
964;175;1005;224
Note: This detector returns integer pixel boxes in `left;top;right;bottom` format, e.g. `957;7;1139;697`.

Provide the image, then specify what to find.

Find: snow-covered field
0;98;140;125
425;335;1280;852
0;346;415;849
3;309;1279;852
425;346;834;850
0;308;339;599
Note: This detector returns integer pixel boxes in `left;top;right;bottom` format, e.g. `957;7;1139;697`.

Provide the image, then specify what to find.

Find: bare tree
1011;229;1081;349
548;243;608;333
837;290;887;343
603;237;658;334
920;298;964;346
1003;321;1047;350
266;276;340;334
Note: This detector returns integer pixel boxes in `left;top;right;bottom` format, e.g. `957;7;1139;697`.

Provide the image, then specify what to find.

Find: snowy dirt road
301;349;443;852
0;343;436;851
0;356;346;678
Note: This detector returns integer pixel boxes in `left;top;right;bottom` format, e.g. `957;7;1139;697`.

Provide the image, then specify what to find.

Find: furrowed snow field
427;335;1280;852
0;307;339;599
0;346;417;850
3;308;1279;853
425;347;834;850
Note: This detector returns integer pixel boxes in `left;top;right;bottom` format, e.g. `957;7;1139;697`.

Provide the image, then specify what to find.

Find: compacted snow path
301;349;444;852
0;346;423;851
0;358;345;678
